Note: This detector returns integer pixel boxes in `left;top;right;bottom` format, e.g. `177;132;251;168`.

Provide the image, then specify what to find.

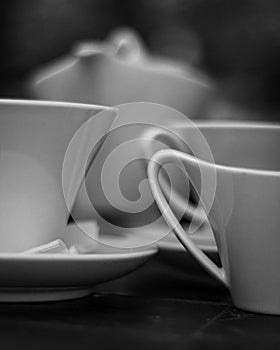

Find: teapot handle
108;28;145;62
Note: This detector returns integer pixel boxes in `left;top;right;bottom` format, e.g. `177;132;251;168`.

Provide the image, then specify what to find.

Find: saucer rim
0;98;113;113
0;246;158;261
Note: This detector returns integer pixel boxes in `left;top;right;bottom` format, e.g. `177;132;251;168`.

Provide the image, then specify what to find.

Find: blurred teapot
31;28;212;119
31;29;214;241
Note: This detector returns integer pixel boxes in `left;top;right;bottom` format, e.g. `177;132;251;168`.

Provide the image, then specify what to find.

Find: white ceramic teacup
148;122;280;314
71;103;197;242
0;100;115;253
144;120;280;223
31;28;213;242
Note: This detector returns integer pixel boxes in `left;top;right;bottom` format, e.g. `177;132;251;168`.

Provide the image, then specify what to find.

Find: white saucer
0;247;157;302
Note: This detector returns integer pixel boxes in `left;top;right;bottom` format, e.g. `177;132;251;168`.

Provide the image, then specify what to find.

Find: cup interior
190;123;280;172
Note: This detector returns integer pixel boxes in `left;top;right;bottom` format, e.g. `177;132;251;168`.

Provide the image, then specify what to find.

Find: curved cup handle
148;149;228;288
143;127;205;224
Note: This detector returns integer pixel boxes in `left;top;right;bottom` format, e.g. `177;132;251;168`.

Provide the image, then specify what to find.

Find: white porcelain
0;100;115;253
0;222;157;302
159;221;217;253
67;218;216;253
158;232;219;271
31;28;211;118
63;221;100;253
0;246;157;302
71;103;198;239
148;122;280;314
30;29;213;242
71;110;224;246
144;120;280;223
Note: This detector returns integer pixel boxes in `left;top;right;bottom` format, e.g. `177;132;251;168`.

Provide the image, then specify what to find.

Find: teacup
143;120;280;222
148;122;280;314
0;100;115;253
30;29;213;243
71;103;196;243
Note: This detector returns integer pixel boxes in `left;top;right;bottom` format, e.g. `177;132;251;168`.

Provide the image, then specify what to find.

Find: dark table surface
1;248;280;350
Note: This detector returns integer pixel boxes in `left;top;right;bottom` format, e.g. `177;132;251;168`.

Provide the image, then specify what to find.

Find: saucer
93;220;218;269
0;247;157;302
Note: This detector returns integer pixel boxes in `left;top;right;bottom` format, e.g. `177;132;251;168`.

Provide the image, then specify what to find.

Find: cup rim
155;148;280;177
0;98;114;112
155;120;280;176
172;119;280;130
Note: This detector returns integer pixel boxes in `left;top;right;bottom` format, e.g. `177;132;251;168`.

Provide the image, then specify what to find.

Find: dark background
1;0;280;114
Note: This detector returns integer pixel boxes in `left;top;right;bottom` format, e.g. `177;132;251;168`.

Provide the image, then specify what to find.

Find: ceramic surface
31;29;212;240
0;233;157;302
0;100;115;252
31;29;211;118
148;123;280;314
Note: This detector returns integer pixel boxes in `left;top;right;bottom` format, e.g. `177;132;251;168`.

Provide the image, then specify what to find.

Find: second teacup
148;122;280;314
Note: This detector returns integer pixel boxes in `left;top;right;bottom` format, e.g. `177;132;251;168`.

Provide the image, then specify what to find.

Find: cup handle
148;149;229;288
143;127;205;224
